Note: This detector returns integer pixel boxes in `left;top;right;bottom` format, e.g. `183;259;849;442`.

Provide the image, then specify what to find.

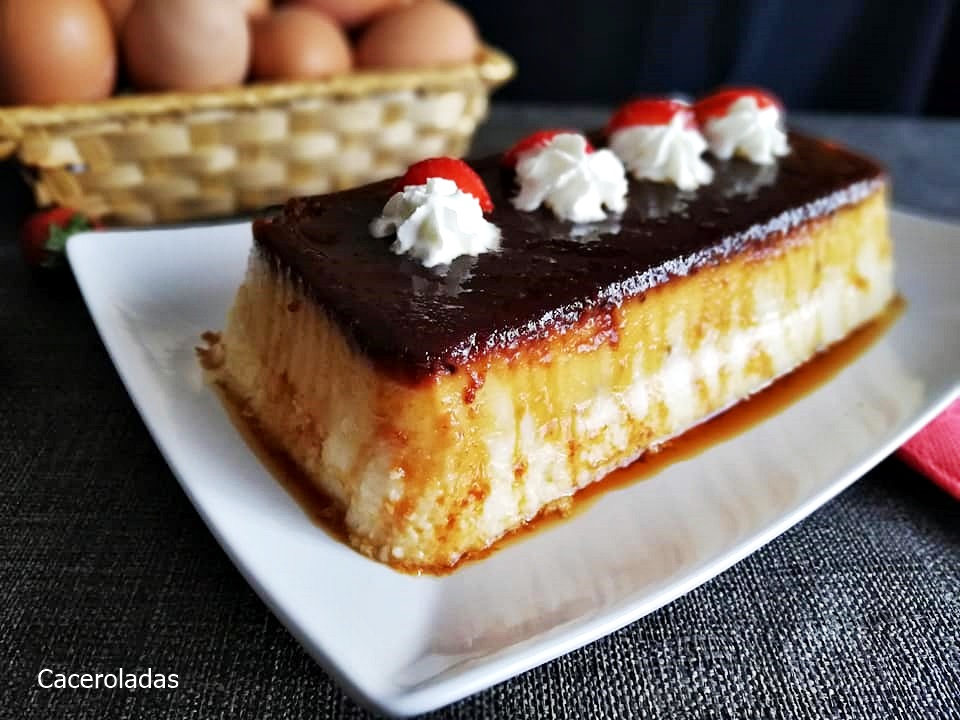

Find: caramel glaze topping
252;131;885;383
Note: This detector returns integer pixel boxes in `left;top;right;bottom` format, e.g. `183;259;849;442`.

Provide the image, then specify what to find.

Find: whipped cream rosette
695;88;790;164
370;157;500;268
606;98;714;191
504;131;628;223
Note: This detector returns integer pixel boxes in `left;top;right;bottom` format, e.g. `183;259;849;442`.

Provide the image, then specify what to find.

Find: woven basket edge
0;45;515;155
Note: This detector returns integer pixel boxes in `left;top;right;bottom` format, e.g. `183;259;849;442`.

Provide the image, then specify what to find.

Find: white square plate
68;210;959;716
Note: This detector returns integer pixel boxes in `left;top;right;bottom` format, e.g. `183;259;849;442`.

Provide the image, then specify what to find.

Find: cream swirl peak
695;89;790;165
607;99;714;191
510;132;628;224
370;176;500;268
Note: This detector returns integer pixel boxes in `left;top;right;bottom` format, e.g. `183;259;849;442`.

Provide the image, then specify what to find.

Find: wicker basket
0;47;513;226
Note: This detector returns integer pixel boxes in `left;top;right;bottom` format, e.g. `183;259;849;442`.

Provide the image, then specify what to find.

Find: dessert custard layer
211;189;893;570
253;132;884;382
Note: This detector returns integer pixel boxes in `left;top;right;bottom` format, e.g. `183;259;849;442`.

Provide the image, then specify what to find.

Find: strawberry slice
502;129;593;168
694;87;782;125
394;157;494;212
606;98;696;136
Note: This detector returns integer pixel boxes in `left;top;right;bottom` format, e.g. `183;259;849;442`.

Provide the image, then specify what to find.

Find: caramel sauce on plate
211;383;350;543
214;297;903;575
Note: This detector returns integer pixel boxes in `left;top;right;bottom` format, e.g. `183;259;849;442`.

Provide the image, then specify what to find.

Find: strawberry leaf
41;214;92;268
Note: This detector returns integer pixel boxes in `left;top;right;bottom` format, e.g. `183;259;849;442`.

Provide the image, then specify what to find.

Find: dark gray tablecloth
2;108;959;719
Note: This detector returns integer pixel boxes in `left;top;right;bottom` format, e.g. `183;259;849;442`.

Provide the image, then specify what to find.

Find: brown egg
292;0;400;27
122;0;250;92
251;7;352;82
0;0;117;105
356;0;479;70
100;0;134;30
239;0;271;19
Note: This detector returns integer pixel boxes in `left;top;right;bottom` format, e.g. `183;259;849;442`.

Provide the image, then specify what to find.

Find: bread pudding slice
205;133;892;571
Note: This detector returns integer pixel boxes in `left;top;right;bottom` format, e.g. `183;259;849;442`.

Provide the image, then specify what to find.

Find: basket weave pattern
0;48;513;225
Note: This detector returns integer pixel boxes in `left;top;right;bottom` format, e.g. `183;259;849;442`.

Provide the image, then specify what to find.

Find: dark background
461;0;960;116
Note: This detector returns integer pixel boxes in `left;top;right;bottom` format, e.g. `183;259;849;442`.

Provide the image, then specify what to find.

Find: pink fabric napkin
897;399;960;499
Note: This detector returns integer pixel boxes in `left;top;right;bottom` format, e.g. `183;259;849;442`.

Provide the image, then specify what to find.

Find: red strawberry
393;157;494;212
694;87;782;125
502;129;593;168
606;98;696;137
20;207;101;268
